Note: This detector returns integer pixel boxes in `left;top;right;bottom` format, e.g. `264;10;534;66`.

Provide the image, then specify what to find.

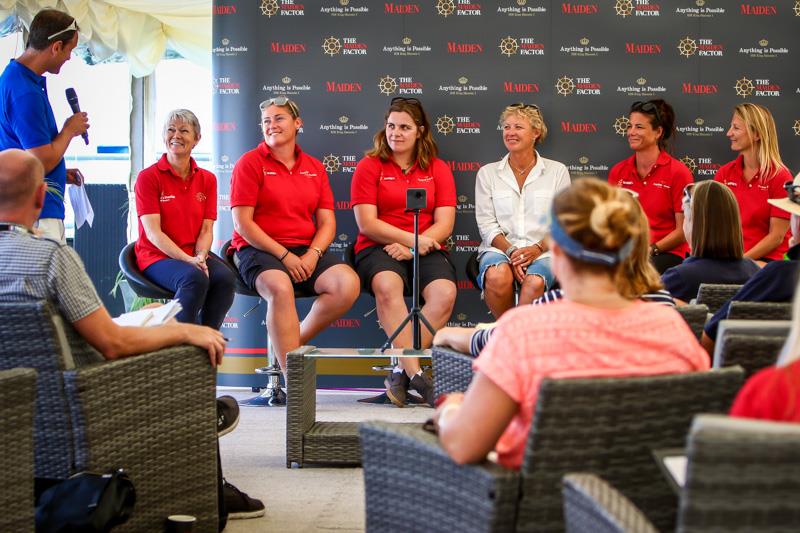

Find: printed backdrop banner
212;0;800;387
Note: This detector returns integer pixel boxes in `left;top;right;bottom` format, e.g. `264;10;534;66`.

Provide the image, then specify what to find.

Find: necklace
509;158;535;176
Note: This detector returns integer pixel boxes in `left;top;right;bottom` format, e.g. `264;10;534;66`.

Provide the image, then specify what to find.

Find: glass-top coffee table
285;346;431;468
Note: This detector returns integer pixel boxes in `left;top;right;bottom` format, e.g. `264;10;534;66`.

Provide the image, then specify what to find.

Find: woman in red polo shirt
135;109;235;328
351;97;457;407
230;97;360;378
714;103;791;264
608;99;693;274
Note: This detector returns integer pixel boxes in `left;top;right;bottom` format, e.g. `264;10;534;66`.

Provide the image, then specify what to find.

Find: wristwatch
505;245;518;257
650;243;660;256
311;246;324;258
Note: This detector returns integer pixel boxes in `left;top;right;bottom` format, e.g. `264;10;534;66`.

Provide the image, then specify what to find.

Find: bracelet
650;244;660;256
279;250;289;261
505;245;518;257
311;246;323;258
533;242;544;253
409;247;415;255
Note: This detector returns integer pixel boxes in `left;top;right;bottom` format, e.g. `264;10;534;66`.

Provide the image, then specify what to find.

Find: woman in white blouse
475;103;571;318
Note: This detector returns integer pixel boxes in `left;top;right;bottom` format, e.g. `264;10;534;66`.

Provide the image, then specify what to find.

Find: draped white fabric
0;0;210;77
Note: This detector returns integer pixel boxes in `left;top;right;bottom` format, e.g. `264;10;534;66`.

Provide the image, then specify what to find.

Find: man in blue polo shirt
0;8;90;243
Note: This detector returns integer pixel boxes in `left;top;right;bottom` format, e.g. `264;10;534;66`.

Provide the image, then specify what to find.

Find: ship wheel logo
322;154;341;173
555;76;575;96
378;75;398;95
436;0;456;16
499;36;519;57
613;116;631;136
322;36;342;56
677;37;697;57
435;115;455;135
260;0;279;17
680;156;697;174
792;120;800;136
614;0;634;17
734;77;754;98
794;1;800;16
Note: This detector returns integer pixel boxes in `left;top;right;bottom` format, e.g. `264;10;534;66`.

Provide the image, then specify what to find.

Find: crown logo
579;156;589;164
339;116;349;124
221;155;229;163
517;0;526;5
696;0;705;6
579;37;589;46
282;76;291;84
759;39;768;47
458;76;468;84
457;313;468;321
458;194;468;203
338;233;348;241
636;77;646;85
340;0;350;5
402;37;412;45
695;118;705;126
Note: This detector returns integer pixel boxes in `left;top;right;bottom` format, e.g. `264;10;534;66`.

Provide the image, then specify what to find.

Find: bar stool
118;242;176;300
219;240;288;407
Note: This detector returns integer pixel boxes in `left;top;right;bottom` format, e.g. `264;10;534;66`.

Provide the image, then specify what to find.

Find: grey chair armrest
713;320;790;366
63;345;218;533
359;421;519;533
432;346;475;398
286;346;318;468
0;368;37;533
562;473;658;533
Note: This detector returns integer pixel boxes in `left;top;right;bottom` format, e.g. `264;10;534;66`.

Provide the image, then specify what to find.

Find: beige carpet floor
219;388;431;532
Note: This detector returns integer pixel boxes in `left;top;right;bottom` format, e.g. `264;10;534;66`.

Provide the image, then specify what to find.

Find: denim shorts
477;251;555;291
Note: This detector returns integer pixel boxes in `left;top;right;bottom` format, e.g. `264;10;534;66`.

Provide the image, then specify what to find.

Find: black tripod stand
359;189;435;405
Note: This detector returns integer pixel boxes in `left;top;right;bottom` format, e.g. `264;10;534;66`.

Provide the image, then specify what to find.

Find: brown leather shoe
409;373;435;407
384;371;410;407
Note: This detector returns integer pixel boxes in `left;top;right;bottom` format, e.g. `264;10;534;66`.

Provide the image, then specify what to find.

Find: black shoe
223;481;265;520
216;396;240;437
409;373;435;407
384;371;410;407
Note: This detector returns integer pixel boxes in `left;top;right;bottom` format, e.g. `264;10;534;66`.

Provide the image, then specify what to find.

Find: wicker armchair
0;301;219;532
0;368;37;533
694;284;742;315
713;334;785;378
432;346;475;398
674;304;709;341
563;414;800;532
726;301;792;321
360;368;744;533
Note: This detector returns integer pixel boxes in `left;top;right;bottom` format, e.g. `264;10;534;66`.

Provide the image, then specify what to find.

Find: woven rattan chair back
679;415;800;532
695;284;742;315
675;304;709;341
713;334;785;378
726;301;792;321
0;301;78;479
0;368;36;532
518;368;745;532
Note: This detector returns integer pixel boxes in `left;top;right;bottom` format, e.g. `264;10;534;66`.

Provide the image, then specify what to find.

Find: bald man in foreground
0;148;266;525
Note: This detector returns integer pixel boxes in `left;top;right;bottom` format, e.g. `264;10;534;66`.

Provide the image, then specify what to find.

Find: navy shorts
234;245;345;296
354;246;456;296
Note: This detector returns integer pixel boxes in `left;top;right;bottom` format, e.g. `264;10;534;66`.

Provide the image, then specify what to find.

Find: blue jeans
143;255;236;329
477;251;555;291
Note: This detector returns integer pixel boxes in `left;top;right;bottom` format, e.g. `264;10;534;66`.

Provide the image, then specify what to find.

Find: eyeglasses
390;97;422;107
682;182;695;205
631;100;662;127
785;181;800;205
47;19;78;41
260;96;300;118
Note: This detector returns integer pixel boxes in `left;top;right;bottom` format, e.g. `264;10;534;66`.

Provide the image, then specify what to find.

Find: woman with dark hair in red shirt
608;99;693;274
351;97;457;407
230;97;360;378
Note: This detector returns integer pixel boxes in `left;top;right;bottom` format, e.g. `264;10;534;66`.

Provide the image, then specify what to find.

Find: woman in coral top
714;103;792;265
433;179;709;470
608;99;693;274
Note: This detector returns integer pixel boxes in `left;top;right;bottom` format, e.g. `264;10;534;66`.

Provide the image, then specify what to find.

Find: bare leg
255;270;298;379
299;264;360;343
518;274;546;306
372;271;415;371
482;263;515;319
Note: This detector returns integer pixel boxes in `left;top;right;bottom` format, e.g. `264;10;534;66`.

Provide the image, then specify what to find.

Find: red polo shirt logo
159;194;175;203
195;192;207;202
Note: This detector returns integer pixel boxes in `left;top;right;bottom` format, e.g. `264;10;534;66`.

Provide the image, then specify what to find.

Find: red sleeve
432;159;456;207
730;366;788;421
672;159;693;214
230;152;261;208
134;167;160;216
317;162;334;210
351;157;380;206
768;167;792;220
204;171;218;220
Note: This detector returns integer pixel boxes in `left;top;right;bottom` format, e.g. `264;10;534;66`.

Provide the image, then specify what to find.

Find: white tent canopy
0;0;210;77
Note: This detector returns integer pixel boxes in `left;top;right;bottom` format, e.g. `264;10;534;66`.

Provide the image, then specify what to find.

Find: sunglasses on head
260;96;300;118
390;96;422;107
682;182;696;205
509;102;541;111
785;181;800;205
47;19;78;41
631;100;662;127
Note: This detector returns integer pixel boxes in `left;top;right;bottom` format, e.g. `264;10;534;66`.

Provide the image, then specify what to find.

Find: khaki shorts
35;218;66;244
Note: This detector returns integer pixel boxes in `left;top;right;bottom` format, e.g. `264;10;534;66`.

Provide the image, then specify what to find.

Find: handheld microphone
65;88;89;145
